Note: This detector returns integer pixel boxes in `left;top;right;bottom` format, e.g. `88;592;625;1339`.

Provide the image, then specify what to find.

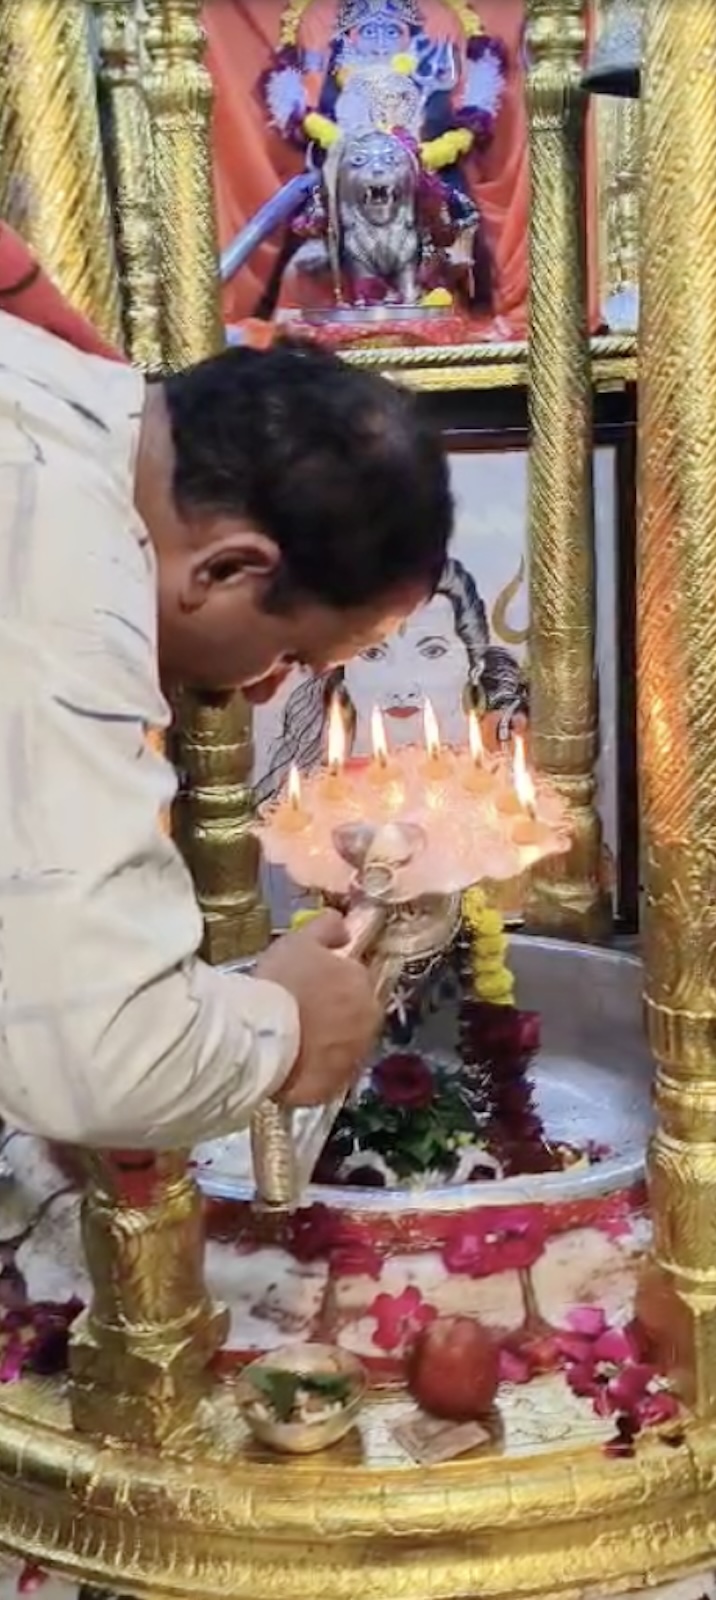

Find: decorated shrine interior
5;3;716;1600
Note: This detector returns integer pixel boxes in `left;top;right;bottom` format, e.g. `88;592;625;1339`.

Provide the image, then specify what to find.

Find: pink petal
568;1305;607;1339
498;1347;532;1385
553;1332;595;1364
0;1343;24;1383
566;1362;601;1399
635;1390;679;1429
607;1363;656;1409
18;1567;47;1594
593;1327;640;1365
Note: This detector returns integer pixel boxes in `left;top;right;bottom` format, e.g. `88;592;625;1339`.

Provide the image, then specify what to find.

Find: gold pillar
637;0;716;1417
142;0;222;367
594;0;642;330
92;0;164;372
68;1152;228;1445
177;693;270;963
143;0;268;960
67;0;266;1449
0;0;122;348
524;0;609;941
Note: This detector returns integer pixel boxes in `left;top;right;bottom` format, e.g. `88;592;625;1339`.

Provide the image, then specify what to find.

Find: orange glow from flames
327;696;346;772
423;698;441;760
512;734;536;814
288;763;302;810
468;708;484;766
371;705;389;766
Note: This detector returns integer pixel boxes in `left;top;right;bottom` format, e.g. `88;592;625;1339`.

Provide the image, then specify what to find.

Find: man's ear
180;530;281;611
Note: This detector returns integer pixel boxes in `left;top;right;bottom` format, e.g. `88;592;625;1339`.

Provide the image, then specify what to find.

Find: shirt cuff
227;972;301;1101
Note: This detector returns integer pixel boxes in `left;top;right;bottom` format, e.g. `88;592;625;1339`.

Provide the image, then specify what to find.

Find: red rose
372;1054;434;1110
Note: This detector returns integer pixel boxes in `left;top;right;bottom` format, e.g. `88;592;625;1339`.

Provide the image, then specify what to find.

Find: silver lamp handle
250;902;399;1210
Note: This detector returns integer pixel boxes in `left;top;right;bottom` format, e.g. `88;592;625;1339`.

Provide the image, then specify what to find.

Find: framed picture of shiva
252;390;638;932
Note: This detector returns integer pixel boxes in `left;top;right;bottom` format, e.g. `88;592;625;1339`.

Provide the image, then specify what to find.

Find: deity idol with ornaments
260;0;508;315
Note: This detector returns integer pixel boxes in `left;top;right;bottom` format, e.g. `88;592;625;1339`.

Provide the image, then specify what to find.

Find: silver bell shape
583;0;643;99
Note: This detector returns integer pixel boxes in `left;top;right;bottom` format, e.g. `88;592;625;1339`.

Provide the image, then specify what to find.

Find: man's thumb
299;908;348;950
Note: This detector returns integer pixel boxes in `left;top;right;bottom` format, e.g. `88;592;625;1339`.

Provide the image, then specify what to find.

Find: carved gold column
142;0;222;366
524;0;609;940
92;0;164;372
637;0;716;1416
0;0;122;347
67;2;237;1448
176;693;270;962
593;0;642;330
69;1152;228;1444
143;0;268;959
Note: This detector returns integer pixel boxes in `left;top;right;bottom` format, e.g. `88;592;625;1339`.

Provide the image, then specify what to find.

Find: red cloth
0;222;125;363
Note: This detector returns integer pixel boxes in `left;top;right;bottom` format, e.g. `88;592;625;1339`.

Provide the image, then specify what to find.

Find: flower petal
568;1305;607;1340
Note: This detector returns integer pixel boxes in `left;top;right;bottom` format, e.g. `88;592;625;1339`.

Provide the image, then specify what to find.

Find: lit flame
371;705;389;767
468;708;484;766
423;698;441;759
512;734;536;814
327;695;346;773
288;763;302;810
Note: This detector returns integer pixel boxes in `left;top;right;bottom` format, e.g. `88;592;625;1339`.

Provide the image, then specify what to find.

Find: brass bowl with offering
238;1343;367;1454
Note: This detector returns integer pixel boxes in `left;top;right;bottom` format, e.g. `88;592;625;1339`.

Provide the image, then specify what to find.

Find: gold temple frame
2;2;715;1597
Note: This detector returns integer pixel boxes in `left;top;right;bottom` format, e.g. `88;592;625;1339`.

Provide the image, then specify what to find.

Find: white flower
337;1149;396;1185
265;66;306;131
464;50;505;117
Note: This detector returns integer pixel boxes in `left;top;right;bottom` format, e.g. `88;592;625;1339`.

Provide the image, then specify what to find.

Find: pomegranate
407;1315;499;1421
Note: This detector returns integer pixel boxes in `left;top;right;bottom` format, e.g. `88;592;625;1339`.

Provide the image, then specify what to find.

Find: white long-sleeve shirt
0;311;299;1147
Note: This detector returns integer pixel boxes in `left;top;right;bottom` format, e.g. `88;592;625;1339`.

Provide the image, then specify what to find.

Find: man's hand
255;911;381;1107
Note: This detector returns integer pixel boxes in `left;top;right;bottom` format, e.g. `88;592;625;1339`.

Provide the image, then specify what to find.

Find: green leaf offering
248;1368;352;1422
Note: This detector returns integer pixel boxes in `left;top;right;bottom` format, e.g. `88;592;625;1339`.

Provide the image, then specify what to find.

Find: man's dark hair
163;339;453;609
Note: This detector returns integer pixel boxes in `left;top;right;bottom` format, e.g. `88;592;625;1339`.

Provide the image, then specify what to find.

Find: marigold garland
462;888;515;1006
303;110;342;148
420;126;474;171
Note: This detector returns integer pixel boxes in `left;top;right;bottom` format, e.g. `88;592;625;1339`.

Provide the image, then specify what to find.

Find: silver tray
276;304;453;327
193;937;654;1214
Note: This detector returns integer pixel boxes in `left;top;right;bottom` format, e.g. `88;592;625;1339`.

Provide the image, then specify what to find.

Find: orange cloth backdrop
206;0;600;336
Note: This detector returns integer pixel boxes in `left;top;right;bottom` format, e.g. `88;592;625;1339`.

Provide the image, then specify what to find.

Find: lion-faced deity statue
332;129;421;302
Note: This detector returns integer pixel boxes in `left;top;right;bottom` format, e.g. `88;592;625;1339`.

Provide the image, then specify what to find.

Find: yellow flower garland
303;110;342;147
462;889;515;1007
279;0;485;50
420;126;473;171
